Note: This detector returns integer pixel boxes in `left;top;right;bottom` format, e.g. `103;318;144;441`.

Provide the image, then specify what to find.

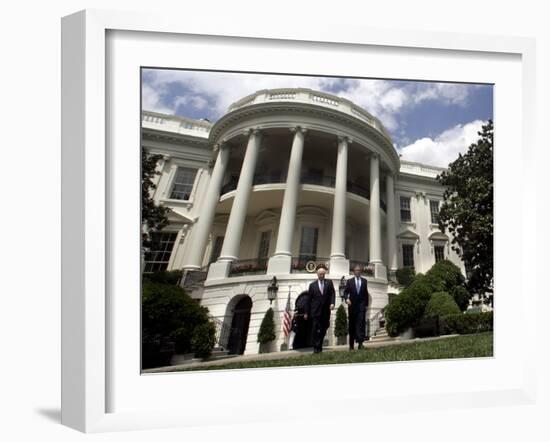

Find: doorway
292;291;313;349
226;296;253;355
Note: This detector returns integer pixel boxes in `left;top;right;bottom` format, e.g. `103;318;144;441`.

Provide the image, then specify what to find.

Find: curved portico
183;88;400;281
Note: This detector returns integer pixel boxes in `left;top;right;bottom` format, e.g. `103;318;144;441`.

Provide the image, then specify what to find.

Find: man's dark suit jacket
344;276;369;309
306;278;336;321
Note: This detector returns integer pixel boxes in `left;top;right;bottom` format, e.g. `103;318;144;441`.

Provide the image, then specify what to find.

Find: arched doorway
292;291;313;349
226;296;252;355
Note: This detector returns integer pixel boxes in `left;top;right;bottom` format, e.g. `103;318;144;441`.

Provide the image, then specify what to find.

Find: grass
174;332;493;371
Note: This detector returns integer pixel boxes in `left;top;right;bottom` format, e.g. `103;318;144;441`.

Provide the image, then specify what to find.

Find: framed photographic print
61;9;537;433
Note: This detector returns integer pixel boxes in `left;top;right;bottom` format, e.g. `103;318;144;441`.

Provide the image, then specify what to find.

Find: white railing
142;111;212;136
309;91;339;106
224;88;392;141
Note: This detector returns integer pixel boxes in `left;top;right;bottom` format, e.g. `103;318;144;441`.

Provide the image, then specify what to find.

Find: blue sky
142;69;493;167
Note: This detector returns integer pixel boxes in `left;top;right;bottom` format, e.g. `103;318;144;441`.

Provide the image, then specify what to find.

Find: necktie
356;277;360;292
320;280;324;293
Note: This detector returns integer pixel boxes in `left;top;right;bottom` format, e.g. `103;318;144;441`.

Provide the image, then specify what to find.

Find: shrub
423;292;461;320
395;267;416;287
142;279;210;354
451;285;471;312
191;321;217;358
257;308;276;344
334;304;348;338
385;292;425;337
143;270;183;285
425;259;465;292
440;311;493;335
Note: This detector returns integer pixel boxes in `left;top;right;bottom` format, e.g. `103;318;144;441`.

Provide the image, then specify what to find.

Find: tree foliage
142;147;171;247
436;120;493;295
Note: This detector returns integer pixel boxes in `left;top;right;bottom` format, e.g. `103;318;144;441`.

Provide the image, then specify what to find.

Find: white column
183;143;230;270
207;128;262;280
267;126;306;274
329;136;350;276
369;153;386;279
386;172;398;276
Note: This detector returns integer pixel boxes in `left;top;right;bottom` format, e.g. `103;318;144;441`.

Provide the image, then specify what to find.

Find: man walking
344;264;370;350
305;264;335;354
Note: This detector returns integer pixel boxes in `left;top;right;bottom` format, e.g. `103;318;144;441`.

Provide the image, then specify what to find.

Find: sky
141;69;493;168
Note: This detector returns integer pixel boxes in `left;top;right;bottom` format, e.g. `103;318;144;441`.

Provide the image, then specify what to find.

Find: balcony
220;173;386;211
229;258;268;276
291;256;330;273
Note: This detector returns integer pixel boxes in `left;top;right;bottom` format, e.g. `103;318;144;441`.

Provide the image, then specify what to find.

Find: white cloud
412;83;473;106
141;70;482;136
141;82;172;114
398;120;485;167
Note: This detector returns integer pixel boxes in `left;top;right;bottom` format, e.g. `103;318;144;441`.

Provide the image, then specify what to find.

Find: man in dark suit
305;264;335;353
344;264;370;350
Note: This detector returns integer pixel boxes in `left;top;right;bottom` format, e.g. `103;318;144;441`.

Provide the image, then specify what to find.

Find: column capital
369;151;380;159
243;127;262;137
290;125;307;135
337;135;353;144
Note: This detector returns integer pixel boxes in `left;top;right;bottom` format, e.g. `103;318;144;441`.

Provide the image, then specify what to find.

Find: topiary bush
334;304;348;338
425;259;465;292
440;311;493;335
191;321;217;359
451;285;471;312
384;291;426;337
257;308;276;344
423;292;461;319
395;267;416;287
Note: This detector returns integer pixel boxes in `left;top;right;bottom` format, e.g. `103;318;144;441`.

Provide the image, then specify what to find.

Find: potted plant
257;307;276;353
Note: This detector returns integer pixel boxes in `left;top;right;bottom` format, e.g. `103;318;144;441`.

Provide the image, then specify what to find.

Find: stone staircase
368;327;397;343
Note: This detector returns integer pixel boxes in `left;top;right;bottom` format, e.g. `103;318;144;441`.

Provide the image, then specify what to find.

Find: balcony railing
220;173;385;212
291;256;330;273
229;258;268;276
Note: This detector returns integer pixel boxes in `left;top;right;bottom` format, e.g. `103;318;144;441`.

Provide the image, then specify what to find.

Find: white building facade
142;88;465;355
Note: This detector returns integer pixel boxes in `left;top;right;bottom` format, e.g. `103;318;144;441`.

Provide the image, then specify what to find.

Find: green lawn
175;332;493;371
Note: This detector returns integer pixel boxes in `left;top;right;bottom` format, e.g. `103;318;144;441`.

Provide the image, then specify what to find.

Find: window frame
400;195;412;222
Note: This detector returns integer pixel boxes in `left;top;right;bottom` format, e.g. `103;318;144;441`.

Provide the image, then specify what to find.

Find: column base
206;260;232;280
371;262;387;281
329;257;350;277
267;254;292;275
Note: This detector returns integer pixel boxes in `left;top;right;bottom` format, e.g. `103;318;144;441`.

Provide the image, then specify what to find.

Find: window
143;231;178;273
169;166;197;200
434;245;445;262
430;200;440;224
299;226;318;260
402;244;414;268
209;235;224;264
257;231;271;264
400;196;411;222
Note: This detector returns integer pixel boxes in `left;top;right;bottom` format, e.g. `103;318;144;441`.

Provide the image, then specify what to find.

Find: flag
283;291;292;337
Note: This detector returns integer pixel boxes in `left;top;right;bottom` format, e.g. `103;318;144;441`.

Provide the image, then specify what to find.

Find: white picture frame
61;9;537;433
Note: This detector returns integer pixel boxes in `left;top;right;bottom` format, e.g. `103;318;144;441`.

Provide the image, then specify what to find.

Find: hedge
334;304;348;338
440;311;493;335
385;260;467;337
423;292;461;319
395;267;416;287
191;321;217;359
142;279;210;354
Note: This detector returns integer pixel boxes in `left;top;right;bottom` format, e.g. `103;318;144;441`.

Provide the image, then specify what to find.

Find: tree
437;120;493;296
142;147;171;247
334;304;348;338
257;308;276;344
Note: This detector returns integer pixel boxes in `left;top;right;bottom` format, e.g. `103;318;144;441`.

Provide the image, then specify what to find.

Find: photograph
139;68;494;373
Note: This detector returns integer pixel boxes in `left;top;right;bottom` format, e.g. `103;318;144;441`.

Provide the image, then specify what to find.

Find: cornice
207;101;400;171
